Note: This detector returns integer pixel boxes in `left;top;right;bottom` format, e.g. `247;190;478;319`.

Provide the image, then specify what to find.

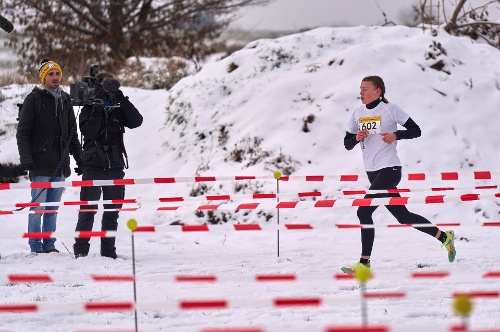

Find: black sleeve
120;98;143;129
0;164;18;178
79;104;103;140
395;117;421;140
16;94;36;166
344;131;359;151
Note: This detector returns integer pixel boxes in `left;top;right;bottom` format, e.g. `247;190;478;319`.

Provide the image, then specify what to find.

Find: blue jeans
28;174;65;252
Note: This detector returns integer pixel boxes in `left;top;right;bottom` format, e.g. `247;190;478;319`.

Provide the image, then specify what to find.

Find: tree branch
445;0;467;33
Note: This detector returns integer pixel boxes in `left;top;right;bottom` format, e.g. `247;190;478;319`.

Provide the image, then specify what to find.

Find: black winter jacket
80;95;143;170
16;87;83;178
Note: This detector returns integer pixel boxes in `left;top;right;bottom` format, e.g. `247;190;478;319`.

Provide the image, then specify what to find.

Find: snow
0;25;499;331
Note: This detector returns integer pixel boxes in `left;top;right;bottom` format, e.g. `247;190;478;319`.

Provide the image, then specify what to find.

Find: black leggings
358;166;439;257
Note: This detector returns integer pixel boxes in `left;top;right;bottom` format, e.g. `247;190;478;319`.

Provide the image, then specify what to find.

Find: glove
13;166;28;177
107;89;125;103
74;164;83;176
102;78;121;92
22;162;33;171
91;102;104;114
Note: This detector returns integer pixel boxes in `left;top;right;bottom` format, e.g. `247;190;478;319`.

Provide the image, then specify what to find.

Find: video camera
70;64;104;106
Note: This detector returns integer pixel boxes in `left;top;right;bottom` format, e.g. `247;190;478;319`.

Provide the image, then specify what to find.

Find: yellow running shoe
441;230;456;263
341;262;370;275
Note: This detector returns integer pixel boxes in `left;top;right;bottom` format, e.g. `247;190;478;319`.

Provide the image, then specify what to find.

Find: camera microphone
102;78;121;92
0;14;14;33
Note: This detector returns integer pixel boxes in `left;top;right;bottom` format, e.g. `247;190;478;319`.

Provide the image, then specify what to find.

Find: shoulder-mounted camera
70;64;104;106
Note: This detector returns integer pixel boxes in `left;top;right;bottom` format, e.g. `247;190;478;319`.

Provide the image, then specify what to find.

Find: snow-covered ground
0;24;499;331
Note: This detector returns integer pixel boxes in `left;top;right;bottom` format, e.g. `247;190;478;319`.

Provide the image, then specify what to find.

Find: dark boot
101;251;117;259
101;237;117;259
101;211;118;259
74;209;96;258
73;242;89;258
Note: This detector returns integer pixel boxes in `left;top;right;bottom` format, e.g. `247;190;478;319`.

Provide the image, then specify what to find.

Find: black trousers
74;168;125;256
358;166;439;257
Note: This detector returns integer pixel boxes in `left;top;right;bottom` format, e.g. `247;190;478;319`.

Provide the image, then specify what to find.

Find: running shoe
341;262;371;275
441;230;456;263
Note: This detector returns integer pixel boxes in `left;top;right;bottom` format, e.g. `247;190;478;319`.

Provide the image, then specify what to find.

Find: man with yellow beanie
16;59;83;254
38;60;63;90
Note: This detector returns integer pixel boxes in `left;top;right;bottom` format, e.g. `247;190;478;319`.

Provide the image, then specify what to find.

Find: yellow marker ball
273;171;282;180
453;295;473;317
355;265;372;284
127;219;138;231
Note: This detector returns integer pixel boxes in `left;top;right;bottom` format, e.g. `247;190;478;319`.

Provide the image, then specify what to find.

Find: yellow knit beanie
38;59;62;84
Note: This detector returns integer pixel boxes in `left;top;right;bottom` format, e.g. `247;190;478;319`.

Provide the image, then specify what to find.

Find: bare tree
374;0;397;26
412;1;499;48
417;0;440;25
2;0;271;79
442;0;500;49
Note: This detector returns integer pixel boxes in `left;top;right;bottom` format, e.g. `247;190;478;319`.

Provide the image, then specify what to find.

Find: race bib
358;116;381;134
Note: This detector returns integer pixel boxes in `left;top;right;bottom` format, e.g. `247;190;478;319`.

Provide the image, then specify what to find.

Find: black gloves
102;78;121;92
22;162;33;171
74;164;83;176
14;166;28;177
91;102;104;115
107;90;125;103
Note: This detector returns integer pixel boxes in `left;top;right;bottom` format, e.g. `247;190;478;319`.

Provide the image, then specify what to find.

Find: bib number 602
358;116;382;134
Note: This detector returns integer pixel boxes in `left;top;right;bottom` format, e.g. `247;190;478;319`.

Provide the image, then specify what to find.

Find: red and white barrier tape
197;325;497;332
0;176;271;191
0;301;134;313
3;324;498;332
0;207;139;215
0;290;498;313
163;221;479;232
1;221;497;240
2;171;499;191
74;330;136;332
2;324;497;332
278;171;500;182
2;271;499;284
2;192;498;215
6;185;500;209
141;192;500;210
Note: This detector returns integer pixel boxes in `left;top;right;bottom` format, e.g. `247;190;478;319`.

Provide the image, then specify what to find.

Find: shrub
118;57;196;90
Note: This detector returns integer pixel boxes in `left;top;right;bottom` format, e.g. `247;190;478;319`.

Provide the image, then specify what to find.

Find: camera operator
73;73;143;259
16;59;83;254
